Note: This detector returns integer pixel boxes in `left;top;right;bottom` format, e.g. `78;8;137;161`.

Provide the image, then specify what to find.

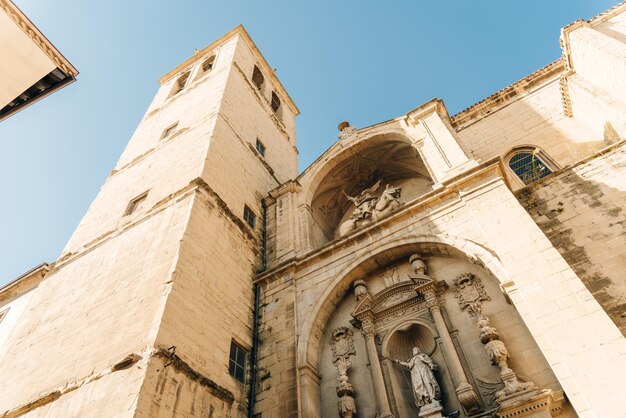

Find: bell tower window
252;65;264;90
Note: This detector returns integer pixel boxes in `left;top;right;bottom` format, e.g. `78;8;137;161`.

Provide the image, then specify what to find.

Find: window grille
243;206;256;229
508;152;552;185
229;341;248;383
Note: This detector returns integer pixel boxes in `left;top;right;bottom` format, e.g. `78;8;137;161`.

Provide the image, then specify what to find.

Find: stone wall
518;141;626;334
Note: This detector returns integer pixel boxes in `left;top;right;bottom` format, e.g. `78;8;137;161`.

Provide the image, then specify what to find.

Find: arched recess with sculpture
302;129;434;248
303;237;570;418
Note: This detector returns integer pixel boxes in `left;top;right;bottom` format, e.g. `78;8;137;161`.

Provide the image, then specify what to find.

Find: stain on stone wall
517;142;626;334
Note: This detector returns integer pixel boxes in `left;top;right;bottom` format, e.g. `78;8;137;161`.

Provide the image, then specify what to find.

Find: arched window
201;55;216;73
171;71;190;96
506;147;555;185
252;65;264;90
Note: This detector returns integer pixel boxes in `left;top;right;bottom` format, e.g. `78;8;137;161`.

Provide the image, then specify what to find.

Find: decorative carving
330;326;356;361
395;347;441;408
353;279;369;301
452;273;490;316
331;323;358;417
475;315;537;403
338;182;402;236
409;254;428;275
360;318;376;338
334;357;357;418
338;121;358;141
381;267;401;287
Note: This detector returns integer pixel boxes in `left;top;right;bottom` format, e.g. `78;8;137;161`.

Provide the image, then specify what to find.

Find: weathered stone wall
258;160;626;417
518;141;626;334
0;194;192;416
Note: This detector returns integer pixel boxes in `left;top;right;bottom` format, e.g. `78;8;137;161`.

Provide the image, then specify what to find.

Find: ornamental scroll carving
452;273;490;316
330;326;357;417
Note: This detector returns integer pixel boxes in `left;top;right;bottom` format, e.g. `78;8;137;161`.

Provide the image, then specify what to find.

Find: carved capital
455;382;481;415
360;318;376;339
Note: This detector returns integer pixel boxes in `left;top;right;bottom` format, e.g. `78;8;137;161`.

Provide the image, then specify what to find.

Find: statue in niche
338;181;402;236
395;347;441;408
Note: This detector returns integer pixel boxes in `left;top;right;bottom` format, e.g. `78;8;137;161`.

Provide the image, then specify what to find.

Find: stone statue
338;181;402;236
395;347;441;407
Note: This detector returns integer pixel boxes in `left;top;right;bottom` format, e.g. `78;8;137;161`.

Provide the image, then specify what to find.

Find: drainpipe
248;198;267;418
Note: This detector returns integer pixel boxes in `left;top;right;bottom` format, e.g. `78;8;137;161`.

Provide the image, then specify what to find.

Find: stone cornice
158;25;299;116
0;0;78;76
0;263;49;304
256;158;507;284
450;60;565;130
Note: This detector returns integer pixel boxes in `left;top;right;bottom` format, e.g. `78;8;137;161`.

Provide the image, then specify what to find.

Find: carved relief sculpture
330;326;358;417
475;315;537;402
452;273;490;316
453;276;563;416
338;181;402;236
395;347;441;408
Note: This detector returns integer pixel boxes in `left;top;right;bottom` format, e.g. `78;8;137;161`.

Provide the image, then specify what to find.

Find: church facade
1;3;626;418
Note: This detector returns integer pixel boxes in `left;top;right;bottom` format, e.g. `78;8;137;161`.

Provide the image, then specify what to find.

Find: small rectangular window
255;138;265;157
124;191;149;216
229;340;248;383
243;205;256;229
161;122;178;139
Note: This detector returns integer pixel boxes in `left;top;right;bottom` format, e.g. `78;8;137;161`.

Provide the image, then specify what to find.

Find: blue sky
0;0;617;285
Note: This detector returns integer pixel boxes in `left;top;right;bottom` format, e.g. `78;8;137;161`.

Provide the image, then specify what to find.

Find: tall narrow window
507;149;553;185
171;71;190;96
201;55;216;73
255;138;266;157
161;122;178;140
124;191;149;216
252;65;264;90
270;91;281;113
229;340;248;383
243;205;256;229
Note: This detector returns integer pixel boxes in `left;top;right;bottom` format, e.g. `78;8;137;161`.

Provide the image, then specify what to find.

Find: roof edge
0;0;78;76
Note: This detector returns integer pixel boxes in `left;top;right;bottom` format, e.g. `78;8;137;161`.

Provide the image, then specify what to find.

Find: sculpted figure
395;347;440;407
338;181;402;237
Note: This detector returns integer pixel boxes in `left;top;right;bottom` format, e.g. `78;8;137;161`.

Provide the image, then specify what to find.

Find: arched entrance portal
304;236;565;418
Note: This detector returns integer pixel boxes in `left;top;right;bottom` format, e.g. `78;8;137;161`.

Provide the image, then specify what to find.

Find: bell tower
0;26;298;417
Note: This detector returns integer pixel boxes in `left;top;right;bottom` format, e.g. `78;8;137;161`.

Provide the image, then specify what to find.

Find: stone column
361;318;394;418
425;291;481;414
